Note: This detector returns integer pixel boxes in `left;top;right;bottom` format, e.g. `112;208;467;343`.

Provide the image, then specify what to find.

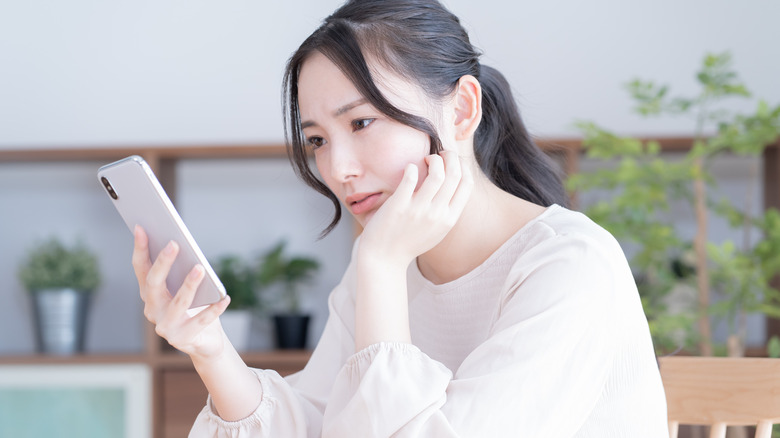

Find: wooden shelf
153;349;312;369
0;353;149;365
0;144;289;162
0;350;311;367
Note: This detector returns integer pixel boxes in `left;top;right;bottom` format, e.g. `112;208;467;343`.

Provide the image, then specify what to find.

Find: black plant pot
273;314;310;350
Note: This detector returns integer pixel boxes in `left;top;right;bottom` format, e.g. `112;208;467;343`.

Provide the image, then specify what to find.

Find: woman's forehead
298;51;431;120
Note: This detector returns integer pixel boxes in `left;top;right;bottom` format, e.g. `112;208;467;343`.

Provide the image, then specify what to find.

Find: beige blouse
190;205;669;437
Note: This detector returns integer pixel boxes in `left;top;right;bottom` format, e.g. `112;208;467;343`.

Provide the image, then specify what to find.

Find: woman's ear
453;75;482;141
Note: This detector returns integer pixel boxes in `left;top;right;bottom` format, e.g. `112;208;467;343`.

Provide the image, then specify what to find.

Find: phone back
97;155;225;308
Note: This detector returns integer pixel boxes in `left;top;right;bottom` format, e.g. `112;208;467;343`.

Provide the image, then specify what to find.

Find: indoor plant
214;255;261;352
18;237;101;355
568;52;780;357
256;241;320;349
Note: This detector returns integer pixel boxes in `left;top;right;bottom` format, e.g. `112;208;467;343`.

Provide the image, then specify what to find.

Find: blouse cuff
322;342;452;438
347;341;424;368
202;368;273;430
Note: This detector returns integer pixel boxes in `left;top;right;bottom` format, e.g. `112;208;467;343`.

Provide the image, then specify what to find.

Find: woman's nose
329;139;362;182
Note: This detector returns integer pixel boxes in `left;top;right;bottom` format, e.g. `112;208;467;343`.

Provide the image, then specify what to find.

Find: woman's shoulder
504;204;632;286
495;205;637;315
509;204;623;260
529;204;616;242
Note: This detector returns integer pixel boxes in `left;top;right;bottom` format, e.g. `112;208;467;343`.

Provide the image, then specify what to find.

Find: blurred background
0;0;778;436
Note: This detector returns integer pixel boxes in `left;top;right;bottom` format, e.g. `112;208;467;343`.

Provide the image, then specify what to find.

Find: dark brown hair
283;0;568;236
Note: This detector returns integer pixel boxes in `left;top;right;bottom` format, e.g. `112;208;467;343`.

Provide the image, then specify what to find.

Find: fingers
170;264;205;312
154;264;217;338
132;225;153;287
177;296;231;341
393;163;419;201
139;239;179;324
157;295;231;348
145;240;179;294
413;154;445;203
414;150;466;209
434;150;463;208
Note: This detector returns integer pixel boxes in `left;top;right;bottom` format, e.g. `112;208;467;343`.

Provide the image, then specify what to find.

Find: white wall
1;0;778;147
0;0;777;353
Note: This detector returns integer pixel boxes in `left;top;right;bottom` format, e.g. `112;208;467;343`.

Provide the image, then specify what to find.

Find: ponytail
476;65;569;207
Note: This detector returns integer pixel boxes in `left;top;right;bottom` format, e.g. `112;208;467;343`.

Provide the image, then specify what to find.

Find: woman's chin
356;211;376;228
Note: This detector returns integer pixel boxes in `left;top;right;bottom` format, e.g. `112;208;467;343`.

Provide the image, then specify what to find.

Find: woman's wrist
189;330;233;373
190;335;263;421
357;239;413;273
355;247;412;350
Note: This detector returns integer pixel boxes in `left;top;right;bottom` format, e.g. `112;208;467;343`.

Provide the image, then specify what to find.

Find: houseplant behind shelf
18;237;101;355
257;241;320;350
214;255;260;352
567;52;780;357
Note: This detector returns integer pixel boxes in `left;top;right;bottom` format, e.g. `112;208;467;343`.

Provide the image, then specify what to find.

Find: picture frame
0;363;151;438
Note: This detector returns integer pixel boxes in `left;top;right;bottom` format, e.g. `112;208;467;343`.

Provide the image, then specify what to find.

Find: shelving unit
1;139;778;436
0;144;311;438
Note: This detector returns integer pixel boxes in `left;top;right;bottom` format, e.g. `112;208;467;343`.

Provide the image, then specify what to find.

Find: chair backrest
658;356;780;438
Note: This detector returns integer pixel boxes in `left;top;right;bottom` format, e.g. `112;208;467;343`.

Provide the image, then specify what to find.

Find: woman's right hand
132;225;231;359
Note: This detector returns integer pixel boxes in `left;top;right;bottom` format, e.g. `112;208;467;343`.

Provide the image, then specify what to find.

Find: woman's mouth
346;192;382;216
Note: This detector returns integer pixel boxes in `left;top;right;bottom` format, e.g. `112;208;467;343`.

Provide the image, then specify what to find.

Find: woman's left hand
359;149;474;266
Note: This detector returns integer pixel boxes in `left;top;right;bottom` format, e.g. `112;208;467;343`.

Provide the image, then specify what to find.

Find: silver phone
97;155;226;308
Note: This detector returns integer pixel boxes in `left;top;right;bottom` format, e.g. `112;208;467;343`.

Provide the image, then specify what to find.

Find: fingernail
189;265;204;280
164;241;177;255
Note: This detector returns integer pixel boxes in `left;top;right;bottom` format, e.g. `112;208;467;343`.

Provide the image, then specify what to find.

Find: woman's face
297;52;437;227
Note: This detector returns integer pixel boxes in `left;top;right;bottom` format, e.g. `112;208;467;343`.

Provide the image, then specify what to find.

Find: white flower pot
220;310;252;352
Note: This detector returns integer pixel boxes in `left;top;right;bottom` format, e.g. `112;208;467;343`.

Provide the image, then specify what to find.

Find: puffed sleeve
188;244;361;438
320;233;633;437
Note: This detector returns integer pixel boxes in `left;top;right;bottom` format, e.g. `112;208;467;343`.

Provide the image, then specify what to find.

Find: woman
133;0;669;436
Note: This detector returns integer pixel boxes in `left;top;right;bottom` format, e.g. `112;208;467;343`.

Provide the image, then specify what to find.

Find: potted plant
568;52;780;357
214;255;261;352
257;241;320;350
18;237;101;355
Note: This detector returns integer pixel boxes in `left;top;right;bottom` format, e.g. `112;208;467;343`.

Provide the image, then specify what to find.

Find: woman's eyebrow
301;98;369;130
334;98;368;116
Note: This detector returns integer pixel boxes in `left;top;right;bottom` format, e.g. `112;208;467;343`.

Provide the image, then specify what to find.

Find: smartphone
97;155;226;308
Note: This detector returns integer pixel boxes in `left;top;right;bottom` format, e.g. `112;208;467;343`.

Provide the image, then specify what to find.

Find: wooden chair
658;356;780;438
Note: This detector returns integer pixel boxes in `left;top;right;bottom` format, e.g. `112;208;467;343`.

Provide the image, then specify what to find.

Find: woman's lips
347;192;382;215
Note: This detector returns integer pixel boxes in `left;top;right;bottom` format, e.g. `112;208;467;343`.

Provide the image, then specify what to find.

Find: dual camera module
101;176;118;200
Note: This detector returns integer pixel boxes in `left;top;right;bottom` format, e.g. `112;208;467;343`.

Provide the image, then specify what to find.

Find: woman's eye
351;118;375;131
306;136;326;149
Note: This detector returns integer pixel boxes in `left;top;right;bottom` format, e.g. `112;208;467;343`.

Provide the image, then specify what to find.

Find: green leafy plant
18;238;101;292
256;241;320;314
213;255;259;311
768;335;780;359
568;52;780;356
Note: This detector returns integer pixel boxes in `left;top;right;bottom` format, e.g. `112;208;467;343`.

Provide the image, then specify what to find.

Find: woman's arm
190;335;263;421
354;251;411;351
189;245;365;437
355;152;472;351
132;226;262;421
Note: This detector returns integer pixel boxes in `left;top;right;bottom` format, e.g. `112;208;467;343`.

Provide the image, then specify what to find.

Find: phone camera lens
101;177;118;200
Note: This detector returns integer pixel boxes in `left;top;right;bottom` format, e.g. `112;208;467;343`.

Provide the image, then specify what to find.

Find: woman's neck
416;175;547;285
